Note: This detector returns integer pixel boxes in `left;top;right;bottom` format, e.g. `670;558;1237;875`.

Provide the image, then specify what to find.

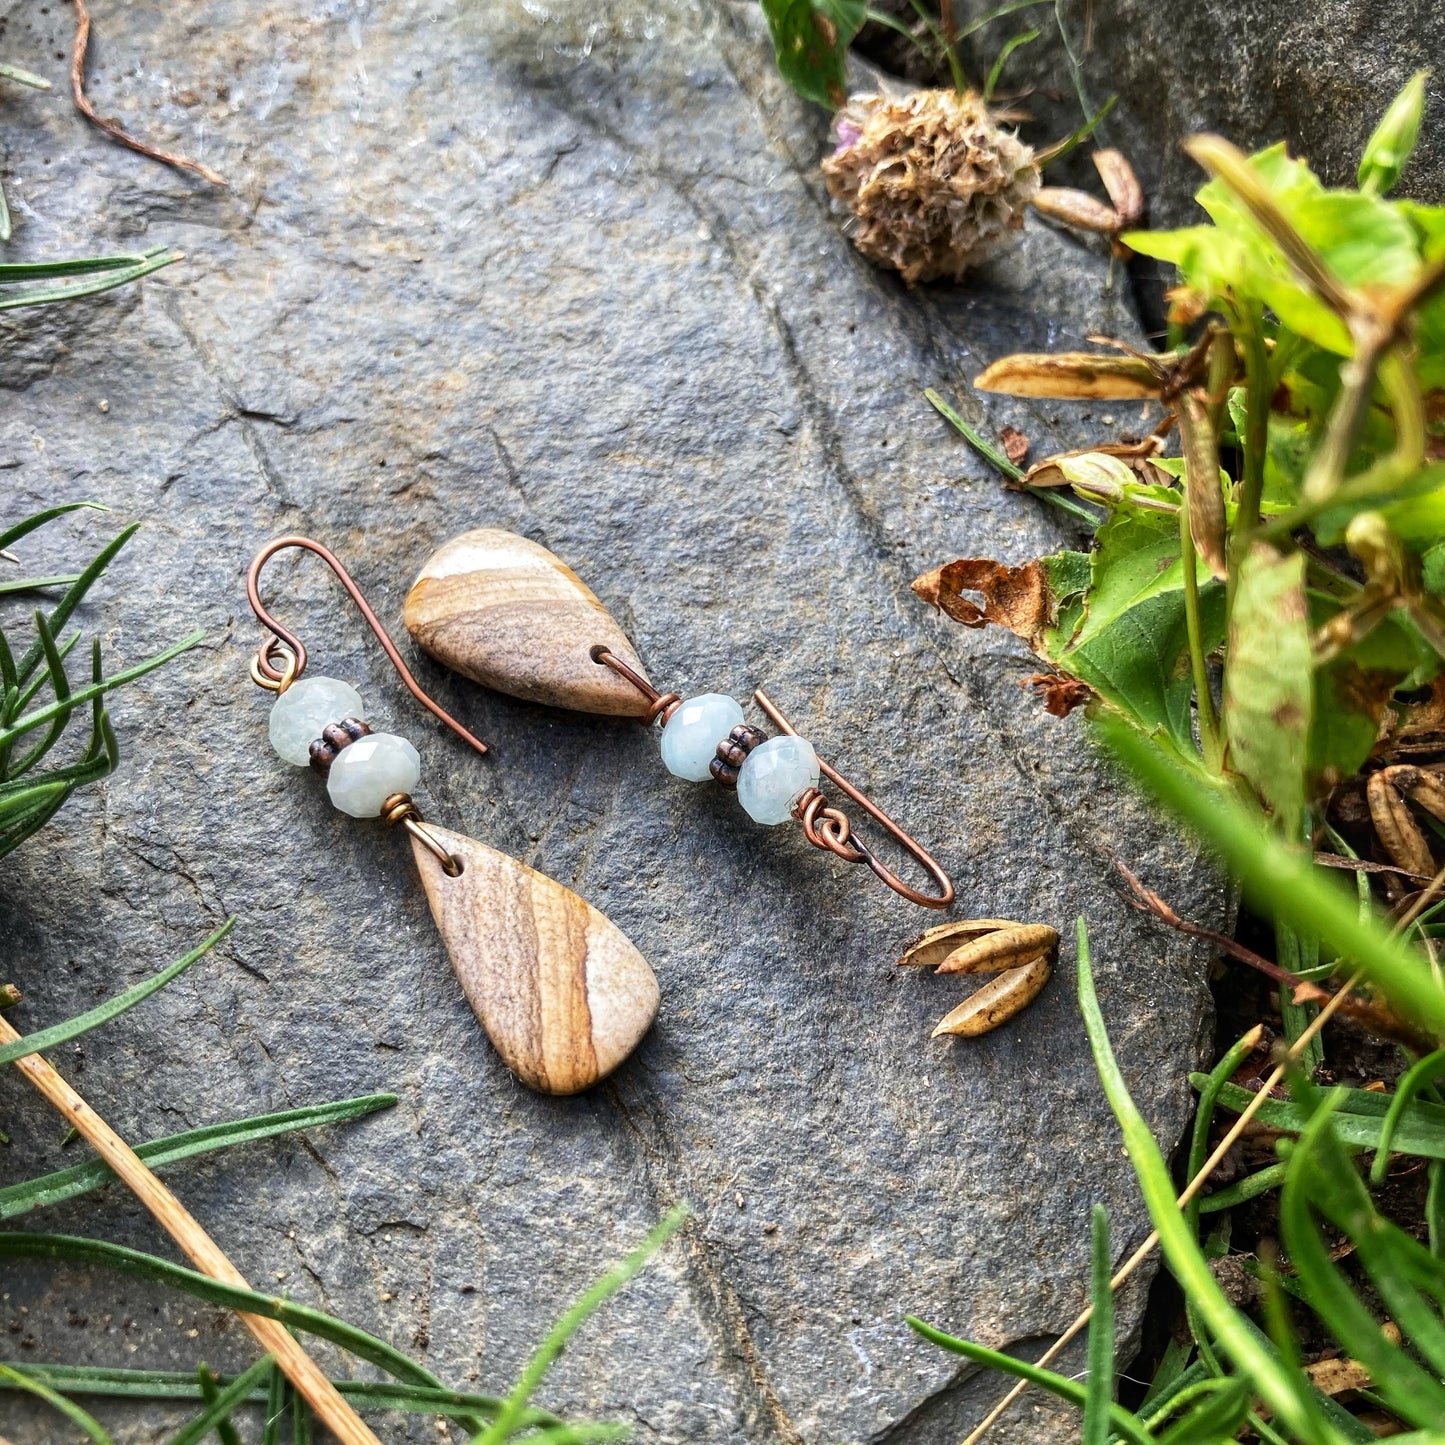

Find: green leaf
1202;1076;1445;1159
0;917;235;1067
1099;717;1445;1045
1075;919;1351;1441
181;1358;270;1445
1157;1375;1251;1444
0;1093;397;1218
1223;543;1311;831
1309;608;1430;784
0;1234;494;1437
1359;71;1428;194
1372;1048;1445;1182
1051;509;1224;751
0;628;205;754
0;1362;525;1420
1082;1205;1113;1445
905;1316;1154;1444
0;247;181;311
757;0;865;107
0;1363;114;1444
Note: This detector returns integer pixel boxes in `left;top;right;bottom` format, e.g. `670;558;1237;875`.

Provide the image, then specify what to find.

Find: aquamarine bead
268;676;366;766
659;693;745;781
326;732;422;817
737;735;820;825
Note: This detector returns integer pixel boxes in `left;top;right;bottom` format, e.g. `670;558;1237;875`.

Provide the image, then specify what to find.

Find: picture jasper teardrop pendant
411;824;659;1095
403;528;651;717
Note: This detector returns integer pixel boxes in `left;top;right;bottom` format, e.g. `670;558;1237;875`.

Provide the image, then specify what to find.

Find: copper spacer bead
709;722;767;789
308;717;373;775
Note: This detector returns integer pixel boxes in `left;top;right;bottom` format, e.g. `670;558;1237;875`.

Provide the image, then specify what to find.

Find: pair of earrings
246;529;953;1096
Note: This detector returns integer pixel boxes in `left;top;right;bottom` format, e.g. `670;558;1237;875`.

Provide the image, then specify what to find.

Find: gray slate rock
0;2;1222;1441
940;0;1445;225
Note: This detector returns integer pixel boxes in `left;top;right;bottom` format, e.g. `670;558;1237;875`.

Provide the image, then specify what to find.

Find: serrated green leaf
1224;544;1311;832
757;0;864;107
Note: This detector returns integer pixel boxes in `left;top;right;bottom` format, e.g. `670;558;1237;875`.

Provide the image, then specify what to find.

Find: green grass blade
1280;1104;1445;1422
172;1358;274;1445
925;387;1104;526
0;254;169;284
1082;1204;1113;1445
0;1092;397;1218
0;501;105;554
12;523;138;686
1156;1375;1250;1444
1075;917;1350;1442
0;628;205;751
984;26;1040;101
8;609;74;779
1201;1077;1445;1158
478;1206;687;1444
0;248;181;311
1373;1048;1445;1182
0;1363;114;1444
0;1362;527;1419
1196;1162;1288;1213
0;916;235;1066
1186;1027;1263;1234
0;61;52;89
0;574;82;596
0;1236;497;1435
264;1362;286;1445
1099;717;1445;1043
8;630;81;718
906;1316;1154;1444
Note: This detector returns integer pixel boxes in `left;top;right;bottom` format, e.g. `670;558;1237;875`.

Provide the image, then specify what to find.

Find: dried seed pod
821;90;1039;285
1404;767;1445;824
1181;392;1227;580
938;922;1059;974
897;919;1029;969
1093;149;1144;229
1032;186;1121;234
1368;769;1436;878
931;954;1052;1037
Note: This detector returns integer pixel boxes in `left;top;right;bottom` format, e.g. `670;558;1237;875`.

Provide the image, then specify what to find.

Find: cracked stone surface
0;4;1223;1442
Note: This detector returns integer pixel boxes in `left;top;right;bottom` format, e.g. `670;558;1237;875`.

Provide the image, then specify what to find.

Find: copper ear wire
592;647;954;909
245;534;489;757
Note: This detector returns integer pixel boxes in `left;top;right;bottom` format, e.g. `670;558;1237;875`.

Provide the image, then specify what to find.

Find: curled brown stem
71;0;227;187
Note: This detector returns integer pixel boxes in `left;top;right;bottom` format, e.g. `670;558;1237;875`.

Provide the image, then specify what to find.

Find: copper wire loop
380;792;461;875
246;535;488;757
590;646;682;725
592;645;954;908
248;638;298;694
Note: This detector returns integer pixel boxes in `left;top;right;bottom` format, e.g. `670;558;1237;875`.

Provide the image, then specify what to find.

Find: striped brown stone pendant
404;528;651;717
409;823;660;1095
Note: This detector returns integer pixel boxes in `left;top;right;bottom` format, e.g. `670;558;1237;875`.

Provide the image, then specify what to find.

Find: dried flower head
821;89;1039;285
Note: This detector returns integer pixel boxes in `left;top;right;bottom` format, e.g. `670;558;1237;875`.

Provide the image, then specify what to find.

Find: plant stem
0;1012;381;1445
1178;502;1222;771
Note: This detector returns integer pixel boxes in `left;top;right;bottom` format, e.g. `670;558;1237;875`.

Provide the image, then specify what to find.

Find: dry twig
0;1006;377;1444
70;0;227;187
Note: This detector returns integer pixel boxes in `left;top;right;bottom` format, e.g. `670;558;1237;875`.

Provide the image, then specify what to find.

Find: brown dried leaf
1024;672;1093;716
938;923;1059;975
1093;149;1144;228
911;558;1053;646
998;425;1030;465
1032;186;1121;234
975;352;1162;400
1368;770;1437;877
931;955;1052;1037
1181;392;1227;579
1399;766;1445;824
897;919;1026;969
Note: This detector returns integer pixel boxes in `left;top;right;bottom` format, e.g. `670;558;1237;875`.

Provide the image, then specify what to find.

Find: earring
403;529;954;909
245;536;660;1097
